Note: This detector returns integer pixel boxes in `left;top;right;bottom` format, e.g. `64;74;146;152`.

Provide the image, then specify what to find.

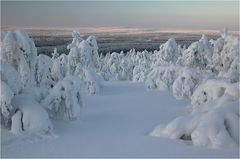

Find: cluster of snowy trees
97;30;239;148
1;30;102;134
1;28;238;148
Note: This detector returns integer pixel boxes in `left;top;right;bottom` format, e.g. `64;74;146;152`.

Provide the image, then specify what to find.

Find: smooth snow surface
1;81;238;158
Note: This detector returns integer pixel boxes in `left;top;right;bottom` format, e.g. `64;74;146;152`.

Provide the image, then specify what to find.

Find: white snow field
1;81;238;158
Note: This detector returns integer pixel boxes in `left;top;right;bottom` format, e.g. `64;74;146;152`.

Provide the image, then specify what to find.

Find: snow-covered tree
0;60;21;95
172;68;204;99
41;76;83;120
177;35;213;70
35;54;55;89
156;38;180;65
0;30;37;88
86;35;99;68
51;48;59;59
67;31;84;50
0;81;14;127
51;54;68;82
145;65;181;91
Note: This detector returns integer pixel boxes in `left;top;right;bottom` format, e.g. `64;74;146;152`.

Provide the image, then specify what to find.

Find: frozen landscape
1;28;239;158
1;1;239;158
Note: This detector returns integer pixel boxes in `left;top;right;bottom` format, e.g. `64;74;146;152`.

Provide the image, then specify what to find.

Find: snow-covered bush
145;65;181;91
191;79;239;106
151;77;239;148
11;94;52;134
0;81;14;127
41;76;83;120
150;91;239;148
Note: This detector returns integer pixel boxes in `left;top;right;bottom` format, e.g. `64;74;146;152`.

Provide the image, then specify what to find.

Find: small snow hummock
11;94;53;134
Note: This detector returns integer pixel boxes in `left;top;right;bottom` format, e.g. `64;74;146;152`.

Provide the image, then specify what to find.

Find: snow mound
11;94;52;134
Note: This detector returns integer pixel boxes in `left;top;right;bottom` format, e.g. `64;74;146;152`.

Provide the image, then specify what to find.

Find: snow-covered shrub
0;30;37;88
177;35;213;70
11;94;52;134
41;76;83;120
191;79;239;106
0;60;21;95
150;93;239;148
145;65;181;91
0;81;14;127
35;54;55;89
172;68;204;99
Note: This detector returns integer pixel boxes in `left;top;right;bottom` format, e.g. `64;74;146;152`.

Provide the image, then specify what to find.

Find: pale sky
1;1;239;31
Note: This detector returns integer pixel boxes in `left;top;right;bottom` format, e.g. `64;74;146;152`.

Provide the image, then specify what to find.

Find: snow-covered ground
1;81;238;158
